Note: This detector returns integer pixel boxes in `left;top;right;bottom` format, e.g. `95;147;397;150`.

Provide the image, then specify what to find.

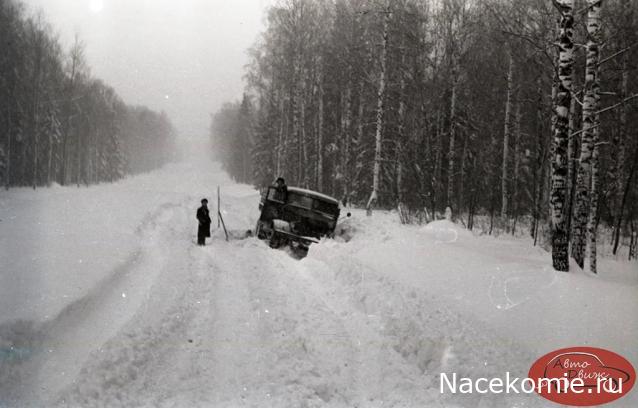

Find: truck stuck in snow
255;186;346;255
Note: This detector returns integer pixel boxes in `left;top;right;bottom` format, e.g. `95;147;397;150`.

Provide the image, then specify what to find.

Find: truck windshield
287;192;313;209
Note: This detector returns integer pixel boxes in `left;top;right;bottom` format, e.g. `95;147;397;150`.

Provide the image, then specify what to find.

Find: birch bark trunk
46;112;53;185
512;101;521;234
531;77;544;241
566;93;577;240
501;52;514;219
571;0;602;269
446;60;458;212
341;83;352;202
588;108;600;273
275;92;285;177
300;80;308;188
457;135;467;215
316;74;324;191
353;78;364;197
366;7;390;215
434;110;442;214
550;0;575;272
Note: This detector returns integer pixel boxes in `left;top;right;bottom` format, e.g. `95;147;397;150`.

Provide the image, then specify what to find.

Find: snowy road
1;153;636;407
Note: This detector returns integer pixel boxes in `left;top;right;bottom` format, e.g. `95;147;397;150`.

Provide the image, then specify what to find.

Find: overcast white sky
23;0;273;140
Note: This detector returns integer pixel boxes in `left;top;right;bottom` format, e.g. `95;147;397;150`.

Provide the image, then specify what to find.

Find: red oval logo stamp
528;347;635;406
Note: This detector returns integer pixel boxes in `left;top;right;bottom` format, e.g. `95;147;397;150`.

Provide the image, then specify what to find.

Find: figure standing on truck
196;198;211;246
274;177;288;202
255;183;345;257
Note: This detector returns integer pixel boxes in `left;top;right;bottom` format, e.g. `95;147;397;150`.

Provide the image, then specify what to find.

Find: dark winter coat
274;185;288;202
197;206;212;238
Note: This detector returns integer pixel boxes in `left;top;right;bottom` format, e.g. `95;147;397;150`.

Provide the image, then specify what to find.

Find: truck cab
256;186;342;254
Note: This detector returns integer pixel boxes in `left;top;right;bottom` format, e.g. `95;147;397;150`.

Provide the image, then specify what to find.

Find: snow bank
421;219;473;243
310;210;638;406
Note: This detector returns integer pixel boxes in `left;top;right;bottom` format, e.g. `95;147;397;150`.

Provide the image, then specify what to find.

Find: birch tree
315;68;325;192
571;0;602;270
501;51;514;220
447;56;458;212
366;5;390;216
549;0;575;272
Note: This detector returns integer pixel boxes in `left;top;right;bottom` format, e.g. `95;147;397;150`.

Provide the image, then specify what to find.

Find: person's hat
201;198;208;204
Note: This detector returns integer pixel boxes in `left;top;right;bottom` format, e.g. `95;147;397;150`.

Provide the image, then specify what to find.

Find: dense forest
211;0;638;271
0;0;177;189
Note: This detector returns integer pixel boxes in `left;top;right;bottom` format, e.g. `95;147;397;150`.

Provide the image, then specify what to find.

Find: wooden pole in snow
217;185;221;228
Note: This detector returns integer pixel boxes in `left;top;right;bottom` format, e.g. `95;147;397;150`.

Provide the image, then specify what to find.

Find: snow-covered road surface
1;152;636;407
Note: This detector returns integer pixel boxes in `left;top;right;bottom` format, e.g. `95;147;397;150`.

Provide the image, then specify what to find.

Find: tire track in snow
208;240;445;407
292;257;436;407
54;205;257;407
57;239;220;406
203;241;368;407
0;198;190;407
304;245;547;408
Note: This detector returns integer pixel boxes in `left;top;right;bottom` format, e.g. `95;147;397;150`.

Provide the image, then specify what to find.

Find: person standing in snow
196;198;212;246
